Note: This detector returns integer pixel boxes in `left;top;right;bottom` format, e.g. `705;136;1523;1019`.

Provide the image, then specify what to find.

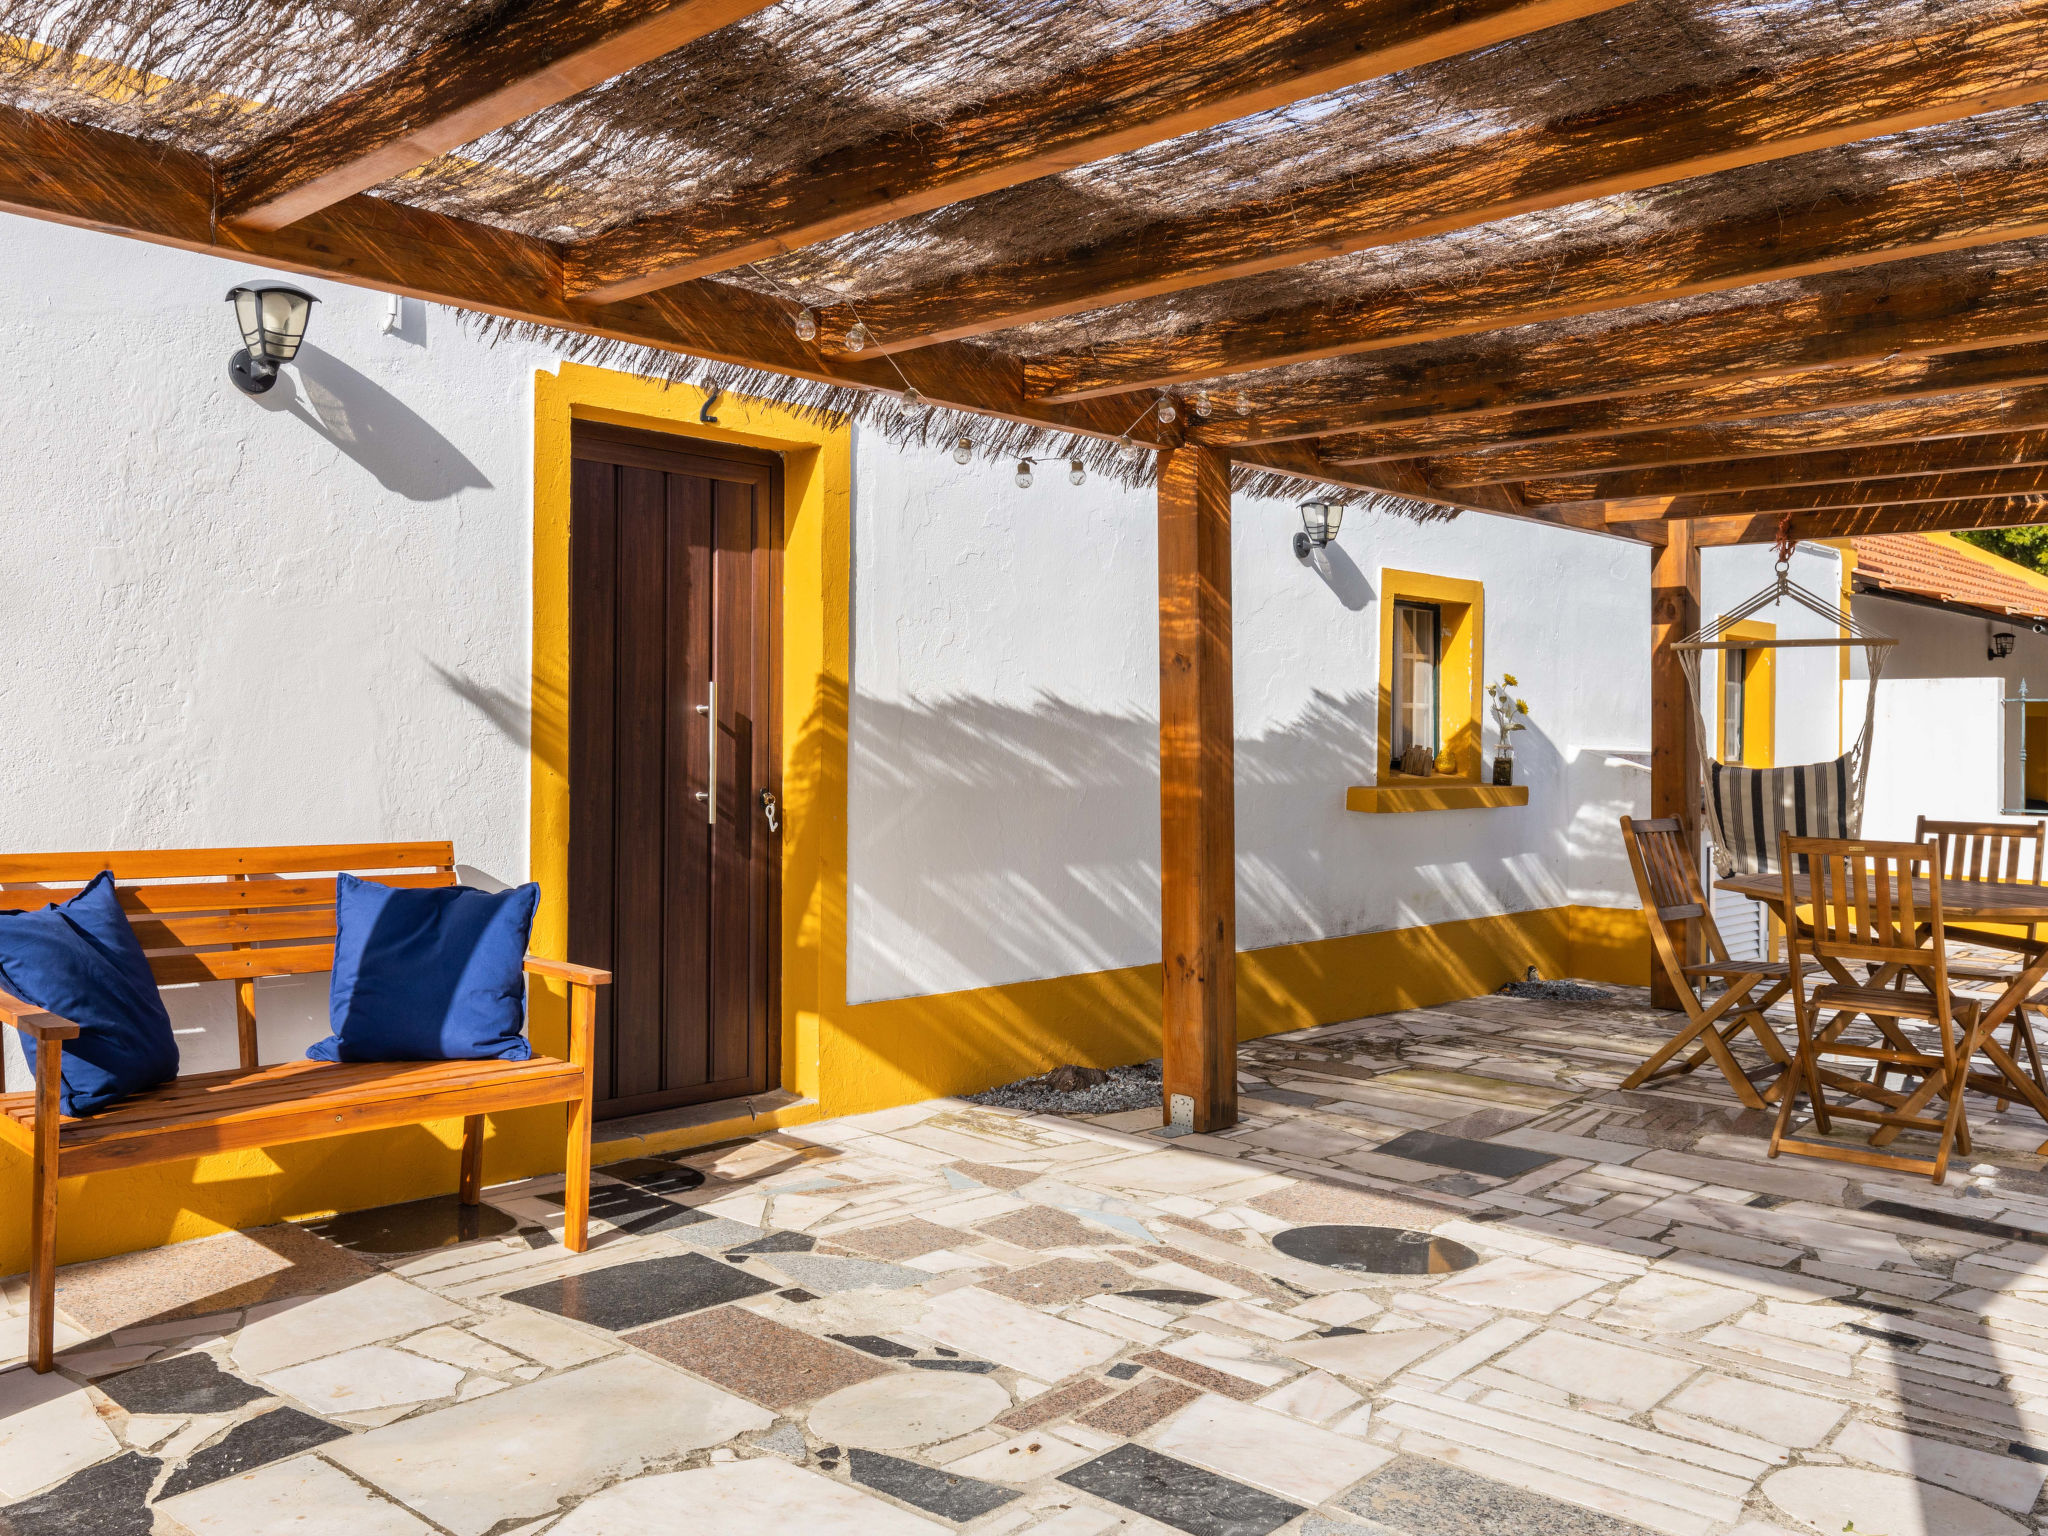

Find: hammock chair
1671;550;1895;878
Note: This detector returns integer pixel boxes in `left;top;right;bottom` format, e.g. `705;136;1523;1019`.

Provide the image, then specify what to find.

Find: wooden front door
568;422;780;1118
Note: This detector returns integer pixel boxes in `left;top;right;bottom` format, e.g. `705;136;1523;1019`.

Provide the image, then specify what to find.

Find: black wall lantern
1294;497;1343;559
225;280;318;394
1991;629;2018;661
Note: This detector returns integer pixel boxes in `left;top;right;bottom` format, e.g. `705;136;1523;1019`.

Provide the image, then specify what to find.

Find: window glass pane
1723;653;1745;762
1392;603;1441;759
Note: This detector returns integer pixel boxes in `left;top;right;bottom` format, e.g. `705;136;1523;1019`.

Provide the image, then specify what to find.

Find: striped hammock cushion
1707;757;1853;875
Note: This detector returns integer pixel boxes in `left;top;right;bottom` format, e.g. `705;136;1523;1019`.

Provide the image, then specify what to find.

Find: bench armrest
523;956;612;987
0;987;79;1041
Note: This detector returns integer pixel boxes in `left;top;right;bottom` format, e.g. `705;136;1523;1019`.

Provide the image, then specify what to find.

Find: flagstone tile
156;1452;435;1535
974;1208;1129;1250
550;1458;949;1535
979;1259;1129;1307
470;1306;619;1367
1428;1257;1609;1314
52;1222;375;1335
326;1354;770;1536
808;1367;1011;1447
1491;1332;1696;1411
1339;1455;1660;1536
1593;1271;1754;1333
116;1414;184;1451
1762;1464;2021;1536
598;1157;708;1195
1831;1418;2047;1513
502;1251;775;1332
1058;1443;1304;1536
946;1429;1096;1483
994;1377;1115;1430
625;1305;891;1408
848;1447;1023;1520
1663;1373;1846;1448
1128;1350;1269;1401
259;1344;465;1416
0;1367;123;1501
156;1405;350;1498
95;1350;269;1416
0;1450;158;1536
1075;1378;1201;1436
1148;1393;1394;1504
914;1287;1122;1379
1257;1369;1363;1423
303;1195;518;1257
395;1324;526;1374
755;1254;928;1292
1286;1327;1452;1384
231;1274;467;1376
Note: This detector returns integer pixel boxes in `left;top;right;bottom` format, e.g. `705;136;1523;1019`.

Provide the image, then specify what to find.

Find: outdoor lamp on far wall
225;280;318;394
1294;497;1343;559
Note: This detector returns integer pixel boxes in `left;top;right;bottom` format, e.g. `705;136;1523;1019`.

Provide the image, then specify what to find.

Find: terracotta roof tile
1850;534;2048;624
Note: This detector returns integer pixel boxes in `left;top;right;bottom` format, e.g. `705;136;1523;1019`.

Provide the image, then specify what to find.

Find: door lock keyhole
761;789;779;833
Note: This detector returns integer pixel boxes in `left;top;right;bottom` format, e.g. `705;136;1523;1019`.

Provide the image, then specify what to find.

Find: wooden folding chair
1619;816;1794;1108
1916;817;2048;1108
1770;834;1982;1183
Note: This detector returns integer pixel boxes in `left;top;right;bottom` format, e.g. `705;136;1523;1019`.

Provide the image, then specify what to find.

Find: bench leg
459;1115;486;1206
28;1040;61;1373
562;979;597;1253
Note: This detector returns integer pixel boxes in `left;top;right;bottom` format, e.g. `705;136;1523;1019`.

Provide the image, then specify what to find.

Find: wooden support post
28;1037;61;1373
562;980;598;1252
1158;444;1239;1133
1650;520;1702;1009
459;1115;486;1206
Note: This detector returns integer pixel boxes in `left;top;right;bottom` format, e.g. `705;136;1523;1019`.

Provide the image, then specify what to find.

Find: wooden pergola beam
1601;466;2048;522
1206;259;2048;448
1520;428;2048;503
221;0;774;232
847;4;2048;357
1027;159;2048;402
1430;383;2048;486
0;103;1163;452
1692;497;2048;546
1315;342;2048;466
561;0;1628;302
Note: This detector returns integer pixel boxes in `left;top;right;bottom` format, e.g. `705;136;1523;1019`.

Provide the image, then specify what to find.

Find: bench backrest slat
0;843;456;1071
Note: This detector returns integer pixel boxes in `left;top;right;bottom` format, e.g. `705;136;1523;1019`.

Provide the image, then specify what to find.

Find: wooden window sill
1347;783;1529;813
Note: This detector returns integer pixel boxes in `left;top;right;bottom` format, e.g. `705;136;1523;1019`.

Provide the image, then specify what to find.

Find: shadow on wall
1303;542;1374;611
850;687;1578;1004
260;345;491;501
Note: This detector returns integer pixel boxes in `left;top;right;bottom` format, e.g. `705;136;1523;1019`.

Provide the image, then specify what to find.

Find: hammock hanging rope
1669;547;1895;877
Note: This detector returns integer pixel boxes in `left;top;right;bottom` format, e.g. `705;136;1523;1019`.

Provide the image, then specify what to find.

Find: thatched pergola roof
5;0;2048;538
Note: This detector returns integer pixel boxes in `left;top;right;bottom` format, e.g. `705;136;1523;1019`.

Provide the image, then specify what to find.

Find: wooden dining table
1718;869;2048;1146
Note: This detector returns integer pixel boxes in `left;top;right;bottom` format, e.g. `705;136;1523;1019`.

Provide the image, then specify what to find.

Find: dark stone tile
157;1407;350;1499
1340;1457;1656;1535
1844;1321;1919;1347
995;1377;1113;1430
727;1230;816;1256
97;1351;269;1415
627;1306;891;1409
302;1195;516;1256
848;1449;1020;1522
598;1157;708;1195
1271;1225;1479;1276
831;1333;917;1358
908;1358;997;1373
538;1182;709;1236
779;1287;819;1303
979;1259;1127;1307
1863;1197;2047;1244
1243;1087;1330;1108
1120;1289;1216;1306
504;1251;774;1332
1075;1378;1200;1437
1106;1362;1143;1380
0;1452;158;1536
1059;1444;1303;1536
2010;1440;2048;1465
1366;1130;1556;1179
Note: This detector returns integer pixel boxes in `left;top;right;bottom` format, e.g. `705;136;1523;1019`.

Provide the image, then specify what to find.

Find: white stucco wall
6;210;1869;1065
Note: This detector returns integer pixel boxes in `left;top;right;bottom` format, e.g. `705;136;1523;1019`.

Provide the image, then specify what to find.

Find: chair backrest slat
1784;834;1943;972
1916;817;2045;887
1622;816;1743;980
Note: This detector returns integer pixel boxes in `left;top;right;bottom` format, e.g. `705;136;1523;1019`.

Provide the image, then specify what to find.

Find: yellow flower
1516;699;1529;714
1502;673;1518;686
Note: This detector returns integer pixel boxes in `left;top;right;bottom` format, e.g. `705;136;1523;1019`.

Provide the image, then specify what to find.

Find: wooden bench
0;842;609;1373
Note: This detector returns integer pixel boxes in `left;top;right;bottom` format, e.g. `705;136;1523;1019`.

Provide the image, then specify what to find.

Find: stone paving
7;982;2048;1534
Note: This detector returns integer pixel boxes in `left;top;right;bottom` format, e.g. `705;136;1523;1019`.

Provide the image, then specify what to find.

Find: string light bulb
1156;393;1178;425
896;386;922;418
1235;390;1253;417
793;308;818;342
1068;459;1087;486
1193;389;1214;418
843;320;871;353
952;434;974;466
1116;434;1141;457
1015;460;1034;489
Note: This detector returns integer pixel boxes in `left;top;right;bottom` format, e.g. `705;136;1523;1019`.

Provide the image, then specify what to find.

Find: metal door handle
762;789;779;833
695;680;716;825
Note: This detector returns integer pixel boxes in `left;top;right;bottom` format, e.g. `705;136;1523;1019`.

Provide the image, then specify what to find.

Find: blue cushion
309;874;539;1063
0;871;179;1116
